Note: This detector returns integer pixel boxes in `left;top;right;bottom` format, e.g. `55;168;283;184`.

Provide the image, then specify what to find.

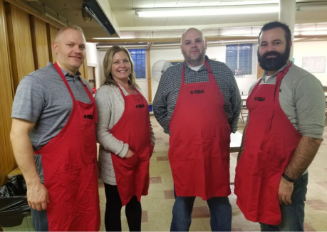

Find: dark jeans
260;172;308;231
104;184;142;231
170;194;232;231
31;209;49;231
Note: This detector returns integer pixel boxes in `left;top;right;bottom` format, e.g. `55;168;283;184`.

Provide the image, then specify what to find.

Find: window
226;44;253;75
128;49;146;78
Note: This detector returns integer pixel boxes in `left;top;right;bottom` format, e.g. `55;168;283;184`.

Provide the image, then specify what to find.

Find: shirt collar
61;68;81;79
184;55;209;71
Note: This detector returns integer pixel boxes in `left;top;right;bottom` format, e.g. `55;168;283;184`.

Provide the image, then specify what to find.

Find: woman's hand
125;149;134;158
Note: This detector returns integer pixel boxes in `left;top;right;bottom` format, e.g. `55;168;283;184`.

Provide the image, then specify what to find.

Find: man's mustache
262;51;281;59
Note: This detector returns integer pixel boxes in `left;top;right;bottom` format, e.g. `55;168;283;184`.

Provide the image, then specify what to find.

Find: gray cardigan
95;83;155;185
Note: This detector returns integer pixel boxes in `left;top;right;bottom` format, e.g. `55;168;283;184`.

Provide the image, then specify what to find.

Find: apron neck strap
182;59;213;83
265;62;292;133
54;62;76;101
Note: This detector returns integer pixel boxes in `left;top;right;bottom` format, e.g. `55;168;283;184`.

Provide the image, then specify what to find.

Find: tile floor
2;116;327;231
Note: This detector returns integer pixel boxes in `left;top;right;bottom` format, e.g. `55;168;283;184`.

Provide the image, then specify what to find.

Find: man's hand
125;149;135;158
27;181;49;211
278;177;294;205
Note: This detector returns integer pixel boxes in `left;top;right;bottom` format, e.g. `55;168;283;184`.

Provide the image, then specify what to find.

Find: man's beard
182;50;205;66
257;45;290;71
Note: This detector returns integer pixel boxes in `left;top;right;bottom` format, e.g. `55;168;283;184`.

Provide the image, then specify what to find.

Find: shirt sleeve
153;72;171;134
294;76;325;138
11;75;46;123
227;67;242;133
95;87;129;157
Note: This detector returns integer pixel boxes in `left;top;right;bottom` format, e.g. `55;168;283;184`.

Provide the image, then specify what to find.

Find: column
279;0;296;59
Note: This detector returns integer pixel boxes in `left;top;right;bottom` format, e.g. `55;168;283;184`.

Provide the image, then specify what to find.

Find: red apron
234;63;302;225
110;86;153;206
35;63;100;231
168;60;231;200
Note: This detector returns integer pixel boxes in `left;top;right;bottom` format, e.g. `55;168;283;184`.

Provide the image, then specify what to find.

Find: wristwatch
282;173;295;182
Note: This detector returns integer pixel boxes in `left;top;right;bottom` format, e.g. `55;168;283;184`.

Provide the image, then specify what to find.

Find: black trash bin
0;175;30;227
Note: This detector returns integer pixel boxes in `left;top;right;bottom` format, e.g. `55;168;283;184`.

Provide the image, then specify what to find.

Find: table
230;131;242;152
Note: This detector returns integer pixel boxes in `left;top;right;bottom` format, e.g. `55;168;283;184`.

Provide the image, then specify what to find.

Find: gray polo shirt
248;62;325;138
12;63;92;182
12;62;92;150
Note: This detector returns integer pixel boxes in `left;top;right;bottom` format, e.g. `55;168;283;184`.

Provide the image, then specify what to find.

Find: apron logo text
84;114;93;119
254;96;265;101
136;104;145;108
190;90;205;94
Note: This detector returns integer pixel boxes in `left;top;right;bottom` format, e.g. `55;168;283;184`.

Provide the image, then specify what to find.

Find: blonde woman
95;45;155;231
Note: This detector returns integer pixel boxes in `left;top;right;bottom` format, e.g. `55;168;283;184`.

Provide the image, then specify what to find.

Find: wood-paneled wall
0;0;16;187
80;56;89;81
47;24;58;63
5;3;35;91
30;16;49;69
0;1;60;186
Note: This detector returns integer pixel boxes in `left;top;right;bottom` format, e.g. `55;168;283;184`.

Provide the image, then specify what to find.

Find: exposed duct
83;0;116;35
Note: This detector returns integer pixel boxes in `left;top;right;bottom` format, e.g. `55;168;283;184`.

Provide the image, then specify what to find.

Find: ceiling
24;0;327;46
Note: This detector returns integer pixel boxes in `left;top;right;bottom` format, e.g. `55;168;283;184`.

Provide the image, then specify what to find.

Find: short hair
180;28;205;44
54;25;85;42
258;21;291;43
102;45;138;88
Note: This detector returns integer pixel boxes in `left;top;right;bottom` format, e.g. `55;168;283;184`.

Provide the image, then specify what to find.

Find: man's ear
52;42;58;54
288;40;292;49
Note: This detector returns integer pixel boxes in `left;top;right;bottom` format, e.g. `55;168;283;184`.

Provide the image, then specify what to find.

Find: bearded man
234;21;326;231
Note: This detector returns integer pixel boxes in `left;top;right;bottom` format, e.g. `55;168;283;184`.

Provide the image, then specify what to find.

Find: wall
0;0;16;186
91;40;327;103
150;45;258;98
293;41;327;86
0;0;59;186
86;42;101;88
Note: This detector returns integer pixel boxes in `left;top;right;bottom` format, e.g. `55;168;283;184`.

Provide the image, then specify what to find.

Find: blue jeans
260;172;308;231
170;194;232;231
31;209;49;231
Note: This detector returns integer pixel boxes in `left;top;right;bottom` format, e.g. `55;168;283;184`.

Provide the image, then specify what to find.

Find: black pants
104;184;142;231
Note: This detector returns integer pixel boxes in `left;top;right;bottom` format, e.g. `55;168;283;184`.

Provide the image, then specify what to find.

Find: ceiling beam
4;0;64;28
146;42;153;51
118;21;269;32
87;35;327;44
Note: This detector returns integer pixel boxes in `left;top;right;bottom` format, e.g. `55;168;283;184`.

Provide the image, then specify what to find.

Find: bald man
153;28;241;231
10;26;100;231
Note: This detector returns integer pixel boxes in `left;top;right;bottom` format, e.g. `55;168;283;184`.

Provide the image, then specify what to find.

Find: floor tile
164;190;175;199
306;199;327;210
150;176;162;184
157;156;169;161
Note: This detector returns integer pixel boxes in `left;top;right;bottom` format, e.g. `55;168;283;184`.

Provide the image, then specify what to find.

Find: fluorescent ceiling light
140;1;278;8
136;6;279;17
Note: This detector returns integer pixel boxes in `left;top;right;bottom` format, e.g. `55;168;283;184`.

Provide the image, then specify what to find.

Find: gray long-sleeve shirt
248;62;325;139
95;83;155;185
153;56;241;134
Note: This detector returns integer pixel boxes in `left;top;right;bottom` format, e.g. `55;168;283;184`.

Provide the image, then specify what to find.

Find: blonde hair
54;25;85;42
102;45;138;88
